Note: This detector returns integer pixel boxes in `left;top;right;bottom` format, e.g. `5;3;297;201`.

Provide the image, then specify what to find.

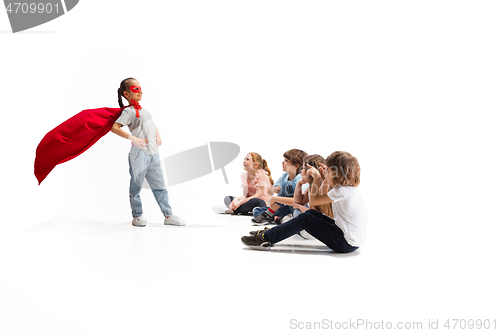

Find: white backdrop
1;1;499;332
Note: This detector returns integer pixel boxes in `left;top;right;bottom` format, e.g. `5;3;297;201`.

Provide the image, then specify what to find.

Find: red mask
129;86;142;94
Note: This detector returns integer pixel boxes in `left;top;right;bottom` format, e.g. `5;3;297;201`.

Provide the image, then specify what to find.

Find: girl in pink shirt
213;152;274;215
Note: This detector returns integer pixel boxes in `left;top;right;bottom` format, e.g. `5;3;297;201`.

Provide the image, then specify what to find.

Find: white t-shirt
115;106;158;155
327;186;367;247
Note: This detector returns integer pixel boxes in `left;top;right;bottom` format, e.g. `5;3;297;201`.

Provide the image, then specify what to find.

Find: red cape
34;107;123;185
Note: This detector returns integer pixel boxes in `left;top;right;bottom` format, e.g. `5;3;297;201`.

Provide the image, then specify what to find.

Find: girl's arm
111;123;148;149
229;172;253;210
270;196;295;206
319;179;330;196
293;203;310;213
111;123;130;140
228;195;247;210
269;186;281;196
293;179;305;204
230;186;263;210
155;125;162;146
307;164;333;206
293;181;310;206
299;187;310;206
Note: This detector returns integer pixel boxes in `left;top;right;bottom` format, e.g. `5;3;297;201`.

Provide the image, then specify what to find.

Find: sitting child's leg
273;204;294;218
293;208;303;218
252;181;297;223
252;206;268;218
234;198;267;215
224;196;234;207
246;209;358;253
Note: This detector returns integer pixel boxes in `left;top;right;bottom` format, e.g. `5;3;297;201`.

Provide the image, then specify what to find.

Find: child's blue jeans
128;146;172;218
264;209;359;253
252;181;296;217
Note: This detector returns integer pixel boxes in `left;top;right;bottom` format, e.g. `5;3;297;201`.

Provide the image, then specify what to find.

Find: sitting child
291;154;334;238
242;151;367;253
293;154;334;218
252;148;307;225
213;152;273;215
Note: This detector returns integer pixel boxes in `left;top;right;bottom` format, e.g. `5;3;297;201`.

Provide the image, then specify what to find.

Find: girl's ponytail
262;159;274;186
249;152;274;186
117;77;135;109
118;88;124;109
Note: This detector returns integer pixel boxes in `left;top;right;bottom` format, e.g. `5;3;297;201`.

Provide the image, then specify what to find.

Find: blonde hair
325;151;361;187
249;152;274;186
303;154;334;219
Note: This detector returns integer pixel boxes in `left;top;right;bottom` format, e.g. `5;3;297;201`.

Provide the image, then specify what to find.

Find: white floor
1;208;498;333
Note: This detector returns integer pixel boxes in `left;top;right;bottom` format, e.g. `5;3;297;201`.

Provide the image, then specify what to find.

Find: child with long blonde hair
213;152;273;215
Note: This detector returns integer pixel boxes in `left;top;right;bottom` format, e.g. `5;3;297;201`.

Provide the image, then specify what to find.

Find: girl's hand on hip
128;135;149;149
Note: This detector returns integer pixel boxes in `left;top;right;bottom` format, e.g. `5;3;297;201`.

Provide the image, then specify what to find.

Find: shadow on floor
243;243;361;257
23;215;224;235
22;216;131;235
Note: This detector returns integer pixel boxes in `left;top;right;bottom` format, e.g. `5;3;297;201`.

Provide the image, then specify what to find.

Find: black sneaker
249;227;270;236
241;232;273;250
251;211;275;225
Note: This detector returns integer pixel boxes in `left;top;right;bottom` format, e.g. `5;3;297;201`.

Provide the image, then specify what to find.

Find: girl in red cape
34;77;187;227
111;77;186;227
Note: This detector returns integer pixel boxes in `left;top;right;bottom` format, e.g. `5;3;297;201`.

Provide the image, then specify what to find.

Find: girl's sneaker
164;214;187;226
251;211;275;225
132;216;147;227
212;205;231;214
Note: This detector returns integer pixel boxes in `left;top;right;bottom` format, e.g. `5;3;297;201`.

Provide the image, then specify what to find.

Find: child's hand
306;164;321;179
129;135;149;149
272;186;281;194
318;162;328;176
228;198;238;210
155;126;162;146
229;198;243;210
293;203;309;213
